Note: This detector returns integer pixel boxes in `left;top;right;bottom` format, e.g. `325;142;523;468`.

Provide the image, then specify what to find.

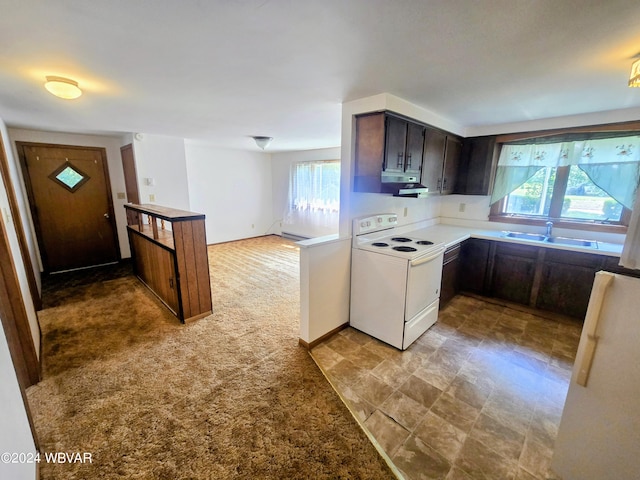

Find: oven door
405;246;445;320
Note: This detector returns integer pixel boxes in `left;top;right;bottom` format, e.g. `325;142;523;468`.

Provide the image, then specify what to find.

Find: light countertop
403;224;623;257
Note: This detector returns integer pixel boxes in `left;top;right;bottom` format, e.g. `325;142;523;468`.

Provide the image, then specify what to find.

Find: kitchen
303;92;640;478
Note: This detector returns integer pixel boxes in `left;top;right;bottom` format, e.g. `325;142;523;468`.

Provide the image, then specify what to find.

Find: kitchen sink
546;236;598;247
503;231;598;248
504;232;547;241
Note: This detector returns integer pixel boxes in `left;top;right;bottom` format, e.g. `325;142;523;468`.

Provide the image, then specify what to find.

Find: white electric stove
350;214;445;350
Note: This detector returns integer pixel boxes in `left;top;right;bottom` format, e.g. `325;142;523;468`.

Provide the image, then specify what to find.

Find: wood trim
548;166;570;218
495;120;640;143
298;322;349;350
0;207;40;449
120;143;140;204
0;138;41;310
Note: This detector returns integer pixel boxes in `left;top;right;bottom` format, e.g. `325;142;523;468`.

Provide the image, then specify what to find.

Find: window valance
491;135;640;209
498;136;640;168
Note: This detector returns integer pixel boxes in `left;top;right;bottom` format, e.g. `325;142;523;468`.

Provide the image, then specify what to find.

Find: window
491;134;640;229
284;160;340;237
289;160;340;212
502;165;626;222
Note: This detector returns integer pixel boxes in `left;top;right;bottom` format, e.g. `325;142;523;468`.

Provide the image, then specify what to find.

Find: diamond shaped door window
49;161;90;192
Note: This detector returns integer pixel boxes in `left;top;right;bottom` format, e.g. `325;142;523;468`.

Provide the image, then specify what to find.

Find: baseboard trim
298;322;349;350
281;232;310;242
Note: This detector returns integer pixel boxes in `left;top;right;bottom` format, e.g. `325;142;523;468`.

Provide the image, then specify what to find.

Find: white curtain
283;160;340;236
621;187;640;270
491;136;640;208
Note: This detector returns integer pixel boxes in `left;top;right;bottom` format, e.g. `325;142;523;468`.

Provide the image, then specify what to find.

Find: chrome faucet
545;221;553;237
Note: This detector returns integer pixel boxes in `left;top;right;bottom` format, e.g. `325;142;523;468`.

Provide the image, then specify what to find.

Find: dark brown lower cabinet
440;243;461;307
491;243;538;305
457;238;639;320
536;263;597;319
459;238;493;295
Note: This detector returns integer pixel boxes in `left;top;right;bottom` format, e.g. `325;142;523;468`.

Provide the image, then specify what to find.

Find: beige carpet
27;235;394;479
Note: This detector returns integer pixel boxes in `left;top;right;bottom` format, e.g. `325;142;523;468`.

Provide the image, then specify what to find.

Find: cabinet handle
397;152;404;169
437;178;442;190
406;153;412;168
443;178;448;190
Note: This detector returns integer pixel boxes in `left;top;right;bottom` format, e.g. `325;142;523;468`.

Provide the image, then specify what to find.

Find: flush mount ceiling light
44;76;82;99
252;136;273;150
629;58;640;87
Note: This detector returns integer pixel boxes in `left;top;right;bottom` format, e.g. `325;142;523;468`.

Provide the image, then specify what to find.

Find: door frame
16;142;120;273
0;136;41;310
120;143;140;204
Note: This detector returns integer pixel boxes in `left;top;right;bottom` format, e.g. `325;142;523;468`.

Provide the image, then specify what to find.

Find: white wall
8;128;132;258
299;236;351;344
271;147;341;239
0;329;37;480
184;142;274;244
132;134;190;212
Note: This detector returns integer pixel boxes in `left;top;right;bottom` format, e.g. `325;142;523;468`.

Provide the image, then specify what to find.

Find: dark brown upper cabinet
456;136;497;195
384;116;424;178
421;127;462;195
354;112;426;194
442;136;461;194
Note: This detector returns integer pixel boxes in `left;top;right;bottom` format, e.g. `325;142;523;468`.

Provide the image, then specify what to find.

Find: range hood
380;172;429;197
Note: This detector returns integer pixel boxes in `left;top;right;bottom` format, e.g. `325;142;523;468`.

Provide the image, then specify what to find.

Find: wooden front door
18;143;120;273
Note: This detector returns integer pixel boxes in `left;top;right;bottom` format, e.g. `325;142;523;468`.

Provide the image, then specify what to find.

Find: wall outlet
459;203;466;213
251;224;255;229
149;194;156;202
403;207;408;217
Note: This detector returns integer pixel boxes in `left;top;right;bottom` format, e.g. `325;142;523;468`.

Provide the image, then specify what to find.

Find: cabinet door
491;243;538;305
459;238;492;294
442;136;461;195
354;113;385;193
130;233;179;314
458;136;496;195
422;128;446;194
440;243;461;307
536;263;596;319
384;116;407;174
536;249;602;319
405;122;425;177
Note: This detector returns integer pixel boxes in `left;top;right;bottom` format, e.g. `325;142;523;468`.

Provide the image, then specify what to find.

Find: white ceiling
1;0;640;151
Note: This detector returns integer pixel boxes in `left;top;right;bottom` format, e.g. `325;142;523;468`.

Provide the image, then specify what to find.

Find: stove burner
372;242;389;247
391;237;412;242
393;246;417;252
416;240;434;245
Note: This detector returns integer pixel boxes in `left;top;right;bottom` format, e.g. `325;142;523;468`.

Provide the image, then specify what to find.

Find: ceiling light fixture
252;136;273;150
629;58;640;87
44;76;82;99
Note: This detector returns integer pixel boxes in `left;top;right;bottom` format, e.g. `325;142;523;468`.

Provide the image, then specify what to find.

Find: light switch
149;194;156;202
117;192;126;200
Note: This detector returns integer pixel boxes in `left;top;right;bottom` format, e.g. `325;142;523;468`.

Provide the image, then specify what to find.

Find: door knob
104;213;110;219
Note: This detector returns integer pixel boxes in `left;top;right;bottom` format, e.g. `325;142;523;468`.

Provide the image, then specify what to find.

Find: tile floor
311;294;583;480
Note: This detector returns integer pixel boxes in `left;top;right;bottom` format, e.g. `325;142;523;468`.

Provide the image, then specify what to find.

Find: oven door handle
410;246;445;267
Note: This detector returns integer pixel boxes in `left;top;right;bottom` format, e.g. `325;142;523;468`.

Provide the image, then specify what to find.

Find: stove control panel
355;213;398;235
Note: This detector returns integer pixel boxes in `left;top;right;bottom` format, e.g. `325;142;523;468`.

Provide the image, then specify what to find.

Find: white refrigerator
552;272;640;480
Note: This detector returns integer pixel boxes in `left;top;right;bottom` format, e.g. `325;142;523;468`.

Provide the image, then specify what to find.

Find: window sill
488;214;628;234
